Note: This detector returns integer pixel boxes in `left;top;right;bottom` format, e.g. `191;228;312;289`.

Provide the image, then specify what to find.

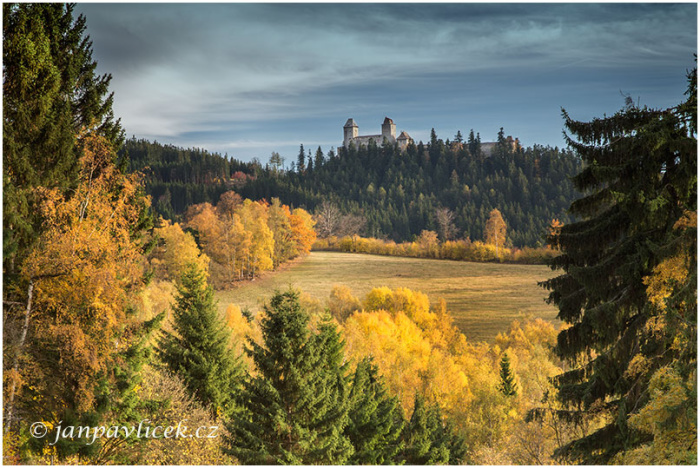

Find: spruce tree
540;69;696;463
401;395;467;465
297;143;306;172
224;290;353;464
157;264;243;418
498;353;518;397
3;3;123;279
345;358;405;464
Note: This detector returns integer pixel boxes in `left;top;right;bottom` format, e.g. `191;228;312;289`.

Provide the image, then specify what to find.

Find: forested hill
123;131;583;247
241;132;583;247
121;137;256;218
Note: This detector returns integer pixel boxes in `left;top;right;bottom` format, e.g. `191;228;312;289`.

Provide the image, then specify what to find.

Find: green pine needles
223;290;353;464
498;353;518;397
157;264;244;418
224;290;468;465
401;394;467;465
345;358;405;464
541;68;697;463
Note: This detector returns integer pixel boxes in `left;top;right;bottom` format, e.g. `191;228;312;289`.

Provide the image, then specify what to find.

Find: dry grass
214;251;560;343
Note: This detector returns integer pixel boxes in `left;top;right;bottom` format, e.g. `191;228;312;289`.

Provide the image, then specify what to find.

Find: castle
343;117;520;156
343;117;413;151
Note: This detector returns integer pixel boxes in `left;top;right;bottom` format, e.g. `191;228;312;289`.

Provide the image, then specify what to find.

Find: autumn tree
267;198;297;267
547;218;564;248
417;230;440;258
236;199;274;278
158;264;244;418
541;68;697;463
4;133;152;460
3;3;123;279
290;207;317;254
484;208;507;256
435;207;457;242
150;219;209;281
314;201;342;238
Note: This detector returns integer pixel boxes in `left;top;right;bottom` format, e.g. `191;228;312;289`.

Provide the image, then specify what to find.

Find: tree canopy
541;68;697;463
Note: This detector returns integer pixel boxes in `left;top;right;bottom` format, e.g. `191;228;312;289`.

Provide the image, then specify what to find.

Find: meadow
215;251;560;342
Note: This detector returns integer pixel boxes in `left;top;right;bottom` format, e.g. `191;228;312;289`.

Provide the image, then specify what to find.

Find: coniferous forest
3;3;697;466
124;132;583;248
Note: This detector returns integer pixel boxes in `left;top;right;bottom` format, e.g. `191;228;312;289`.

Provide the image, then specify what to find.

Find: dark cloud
75;2;697;161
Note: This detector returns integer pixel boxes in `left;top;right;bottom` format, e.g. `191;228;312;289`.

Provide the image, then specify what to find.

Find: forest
3;3;697;466
123;130;583;248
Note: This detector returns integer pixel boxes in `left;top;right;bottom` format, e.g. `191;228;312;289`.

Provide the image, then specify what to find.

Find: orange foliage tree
185;194;314;287
7;133;157;460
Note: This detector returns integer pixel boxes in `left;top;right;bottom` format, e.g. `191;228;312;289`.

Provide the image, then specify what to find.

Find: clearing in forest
215;251;560;342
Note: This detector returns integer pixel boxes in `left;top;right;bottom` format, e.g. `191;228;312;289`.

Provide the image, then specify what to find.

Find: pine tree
224;290;353;464
297;143;306;172
3;3;123;279
540;68;697;463
314;145;325;169
497;353;518;397
157;264;244;418
401;395;467;464
345;358;405;464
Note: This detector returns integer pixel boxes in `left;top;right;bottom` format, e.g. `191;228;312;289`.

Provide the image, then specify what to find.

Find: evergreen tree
315;145;325;169
540;69;697;463
454;130;463;143
224;290;353;464
497;353;518;397
430;128;438;146
3;2;123;279
157;264;244;417
495;126;509;157
307;149;314;172
345;358;405;464
297;143;306;172
401;395;467;464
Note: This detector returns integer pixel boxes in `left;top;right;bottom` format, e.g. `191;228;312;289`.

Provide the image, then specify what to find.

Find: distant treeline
123;129;583;248
121;137;256;218
241;130;583;247
314;234;558;264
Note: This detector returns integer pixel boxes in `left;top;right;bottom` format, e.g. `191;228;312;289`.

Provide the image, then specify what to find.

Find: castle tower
344;118;358;147
381;117;396;142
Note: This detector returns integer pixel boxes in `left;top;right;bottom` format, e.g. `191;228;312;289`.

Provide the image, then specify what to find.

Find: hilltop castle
343;117;413;151
343;117;520;156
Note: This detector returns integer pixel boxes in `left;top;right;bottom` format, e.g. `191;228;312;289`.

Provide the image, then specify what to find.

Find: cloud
77;3;696;160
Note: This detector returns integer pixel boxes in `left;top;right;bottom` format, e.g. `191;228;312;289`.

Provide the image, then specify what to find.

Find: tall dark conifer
157;264;244;418
224;290;353;464
297;144;306;172
498;353;518;397
3;3;124;278
540;69;697;463
345;358;405;464
401;395;467;465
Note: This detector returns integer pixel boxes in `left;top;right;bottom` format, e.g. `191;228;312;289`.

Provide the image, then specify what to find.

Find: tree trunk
5;279;34;432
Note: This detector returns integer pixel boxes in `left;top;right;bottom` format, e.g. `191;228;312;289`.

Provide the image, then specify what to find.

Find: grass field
214;251;560;343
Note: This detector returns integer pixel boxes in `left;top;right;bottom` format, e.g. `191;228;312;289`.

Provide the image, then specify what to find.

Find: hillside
123;130;583;247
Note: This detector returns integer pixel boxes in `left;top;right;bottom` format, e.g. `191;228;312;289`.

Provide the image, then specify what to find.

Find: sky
76;2;697;164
